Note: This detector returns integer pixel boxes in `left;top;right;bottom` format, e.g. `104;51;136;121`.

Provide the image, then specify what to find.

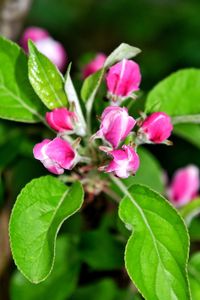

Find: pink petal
33;139;51;160
45;137;75;170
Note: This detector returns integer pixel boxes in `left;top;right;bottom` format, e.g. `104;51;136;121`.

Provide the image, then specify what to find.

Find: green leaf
28;41;68;110
188;253;200;300
104;43;141;68
0;36;45;123
10;235;80;300
81;43;141;103
180;198;200;226
81;68;104;103
118;183;191;300
9;176;84;283
79;229;124;270
145;69;200;118
174;124;200;149
64;63;86;135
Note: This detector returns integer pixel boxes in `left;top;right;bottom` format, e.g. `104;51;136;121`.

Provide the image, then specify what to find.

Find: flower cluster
21;27;67;71
33;57;173;179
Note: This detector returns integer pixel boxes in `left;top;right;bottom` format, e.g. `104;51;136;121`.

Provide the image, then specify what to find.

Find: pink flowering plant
1;32;200;300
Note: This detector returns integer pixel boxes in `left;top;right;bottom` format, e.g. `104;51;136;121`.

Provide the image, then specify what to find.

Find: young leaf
0;36;45;123
104;43;141;68
118;183;191;300
188;253;200;300
81;43;141;103
145;69;200;120
9;176;84;284
64;63;87;135
10;235;80;300
28;41;68;110
180;198;200;226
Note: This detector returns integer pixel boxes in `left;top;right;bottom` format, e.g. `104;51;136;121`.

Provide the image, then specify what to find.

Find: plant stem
103;186;121;203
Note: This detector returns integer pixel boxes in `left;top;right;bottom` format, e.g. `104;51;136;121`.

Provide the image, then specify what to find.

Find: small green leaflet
118;183;191;300
9;176;84;283
28;41;68;110
0;36;45;123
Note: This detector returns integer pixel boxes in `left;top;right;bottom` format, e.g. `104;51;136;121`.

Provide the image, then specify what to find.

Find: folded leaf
9;176;84;283
119;184;191;300
10;235;80;300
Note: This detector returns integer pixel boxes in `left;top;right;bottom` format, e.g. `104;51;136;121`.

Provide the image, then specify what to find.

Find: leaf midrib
116;178;182;299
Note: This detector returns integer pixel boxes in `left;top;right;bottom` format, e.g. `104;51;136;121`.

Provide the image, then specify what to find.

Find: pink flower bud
20;27;49;52
83;53;106;78
139;112;173;143
45;108;77;132
33;137;77;175
94;106;136;148
168;165;200;206
20;27;67;71
100;145;140;178
106;59;141;99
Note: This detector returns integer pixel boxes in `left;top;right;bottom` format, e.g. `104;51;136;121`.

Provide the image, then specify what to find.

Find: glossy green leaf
145;69;200;119
188;253;200;300
9;176;84;283
118;183;191;300
80;229;124;270
81;43;141;103
0;36;45;123
10;235;80;300
28;41;67;110
180;198;200;226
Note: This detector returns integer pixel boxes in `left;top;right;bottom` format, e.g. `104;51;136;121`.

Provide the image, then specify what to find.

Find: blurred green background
1;0;200;299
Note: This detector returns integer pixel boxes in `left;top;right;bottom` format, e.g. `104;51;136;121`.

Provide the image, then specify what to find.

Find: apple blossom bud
33;137;78;175
20;27;49;52
100;145;140;178
45;108;77;133
20;27;67;71
139;112;173;143
106;59;141;100
167;165;200;206
93;106;136;148
83;53;106;78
